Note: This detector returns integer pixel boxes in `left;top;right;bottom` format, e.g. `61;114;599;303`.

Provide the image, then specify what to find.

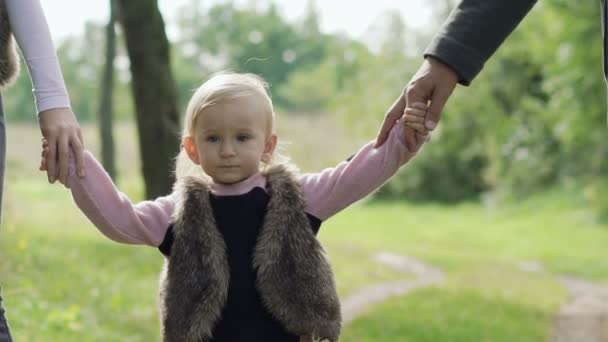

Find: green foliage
3;0;607;210
380;106;490;202
277;61;338;112
584;177;608;223
347;1;607;204
480;1;606;200
278;37;369;111
172;1;332;107
2;71;37;121
4;21;135;123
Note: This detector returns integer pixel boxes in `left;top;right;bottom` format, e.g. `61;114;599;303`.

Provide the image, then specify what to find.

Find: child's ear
183;136;200;165
262;134;278;163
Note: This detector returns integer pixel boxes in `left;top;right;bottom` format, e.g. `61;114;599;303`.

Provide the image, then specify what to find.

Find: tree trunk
98;0;117;181
115;0;181;199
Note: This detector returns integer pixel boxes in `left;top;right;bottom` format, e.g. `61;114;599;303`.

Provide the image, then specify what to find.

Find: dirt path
517;261;608;342
341;252;444;324
341;255;608;340
549;276;608;342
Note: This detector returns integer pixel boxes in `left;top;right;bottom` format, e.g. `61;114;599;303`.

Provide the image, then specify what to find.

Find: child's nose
220;142;236;157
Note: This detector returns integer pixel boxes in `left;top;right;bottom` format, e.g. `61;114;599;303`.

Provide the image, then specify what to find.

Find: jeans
0;288;12;342
0;95;13;342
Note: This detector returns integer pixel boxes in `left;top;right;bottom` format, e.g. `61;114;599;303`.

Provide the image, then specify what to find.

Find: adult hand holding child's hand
402;102;431;153
38;108;86;185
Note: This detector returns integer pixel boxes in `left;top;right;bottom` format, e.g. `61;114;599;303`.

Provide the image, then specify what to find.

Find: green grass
4;178;605;341
342;286;557;342
324;241;413;297
321;194;608;280
2;122;608;341
319;193;607;341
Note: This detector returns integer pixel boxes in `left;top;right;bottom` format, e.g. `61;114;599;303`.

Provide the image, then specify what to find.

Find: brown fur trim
0;0;20;90
254;165;341;341
162;166;341;341
160;176;230;342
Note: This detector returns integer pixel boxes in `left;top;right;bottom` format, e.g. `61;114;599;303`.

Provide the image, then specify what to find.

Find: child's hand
403;102;430;152
39;138;50;172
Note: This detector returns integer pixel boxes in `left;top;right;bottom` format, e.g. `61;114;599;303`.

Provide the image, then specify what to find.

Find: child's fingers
39;157;48;171
40;145;50;171
405;107;426;117
403;114;425;124
409;102;428;111
404;122;427;133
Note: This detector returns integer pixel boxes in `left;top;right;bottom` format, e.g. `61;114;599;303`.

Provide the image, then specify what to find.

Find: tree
173;2;331;108
97;0;118;181
115;0;181;199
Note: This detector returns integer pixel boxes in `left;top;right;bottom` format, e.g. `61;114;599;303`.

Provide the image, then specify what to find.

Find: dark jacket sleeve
424;0;538;86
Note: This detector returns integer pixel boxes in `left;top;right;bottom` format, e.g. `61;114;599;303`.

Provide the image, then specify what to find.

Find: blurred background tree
5;0;606;218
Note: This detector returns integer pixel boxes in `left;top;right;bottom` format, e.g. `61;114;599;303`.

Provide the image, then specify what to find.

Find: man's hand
38;107;85;184
375;57;459;150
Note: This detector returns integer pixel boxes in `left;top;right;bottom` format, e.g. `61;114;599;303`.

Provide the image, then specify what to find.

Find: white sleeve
5;0;71;113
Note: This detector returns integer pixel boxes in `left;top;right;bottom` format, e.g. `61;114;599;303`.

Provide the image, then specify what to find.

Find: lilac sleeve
5;0;71;113
66;151;174;246
299;119;417;221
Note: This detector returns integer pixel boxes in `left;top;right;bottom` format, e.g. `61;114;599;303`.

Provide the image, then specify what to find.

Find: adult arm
6;0;86;184
425;0;538;85
377;0;538;149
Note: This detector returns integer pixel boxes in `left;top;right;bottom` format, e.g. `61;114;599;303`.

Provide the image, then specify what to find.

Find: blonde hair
174;72;287;182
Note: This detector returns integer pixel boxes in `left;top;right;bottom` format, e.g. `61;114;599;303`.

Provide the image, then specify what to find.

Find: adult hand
38;107;85;184
375;56;459;150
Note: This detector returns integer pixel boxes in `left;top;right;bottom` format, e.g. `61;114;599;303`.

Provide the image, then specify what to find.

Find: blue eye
237;134;250;142
206;136;220;143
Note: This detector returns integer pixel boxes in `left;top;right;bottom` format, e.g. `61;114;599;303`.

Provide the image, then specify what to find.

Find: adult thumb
375;93;407;147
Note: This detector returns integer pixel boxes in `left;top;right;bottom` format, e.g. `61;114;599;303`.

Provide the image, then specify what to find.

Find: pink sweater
67;121;418;246
6;0;70;112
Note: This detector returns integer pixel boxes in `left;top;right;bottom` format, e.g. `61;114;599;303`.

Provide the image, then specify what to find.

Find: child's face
184;94;277;185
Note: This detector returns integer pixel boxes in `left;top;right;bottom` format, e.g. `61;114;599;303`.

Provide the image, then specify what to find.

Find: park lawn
322;190;608;341
322;191;608;280
3;123;608;341
0;177;410;341
2;177;606;341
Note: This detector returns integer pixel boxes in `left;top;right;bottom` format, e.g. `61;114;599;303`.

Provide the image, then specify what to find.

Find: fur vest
159;165;342;342
0;0;20;90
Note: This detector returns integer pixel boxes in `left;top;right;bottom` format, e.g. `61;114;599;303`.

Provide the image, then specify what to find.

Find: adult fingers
71;130;86;177
45;136;58;183
56;134;70;185
375;92;407;147
426;83;455;131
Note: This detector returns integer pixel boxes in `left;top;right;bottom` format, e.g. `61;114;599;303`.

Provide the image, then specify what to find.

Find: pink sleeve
66;151;174;246
5;0;71;113
299;119;416;221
